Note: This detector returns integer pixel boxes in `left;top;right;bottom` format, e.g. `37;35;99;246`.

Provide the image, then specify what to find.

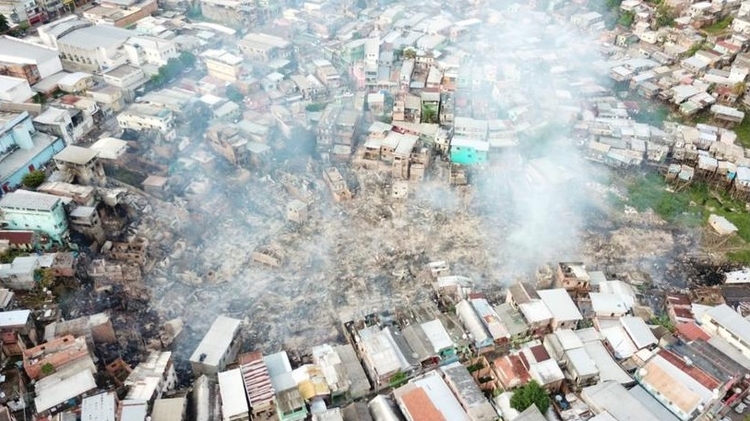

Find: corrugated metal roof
581;381;661;421
538;289;582;322
703;304;750;347
620;316;657;350
218;369;248;419
81;392;116;421
0;191;61;211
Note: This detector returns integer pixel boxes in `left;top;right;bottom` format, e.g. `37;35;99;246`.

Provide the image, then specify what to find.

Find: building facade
0;112;65;193
0;191;69;242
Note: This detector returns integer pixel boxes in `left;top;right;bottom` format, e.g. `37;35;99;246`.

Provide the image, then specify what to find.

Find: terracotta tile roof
494;355;531;389
401;387;446;421
0;231;33;245
666;293;691;306
672;307;694;320
530;345;550;362
676;322;710;342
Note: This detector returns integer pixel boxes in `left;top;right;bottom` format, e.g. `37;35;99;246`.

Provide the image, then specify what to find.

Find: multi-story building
0;255;40;290
125;351;177;403
82;0;157;27
0;0;44;26
238;32;292;61
53;145;106;186
314;59;341;89
537;288;583;331
554;262;591;296
201;49;243;82
87;85;125;114
37;17;92;49
699;304;750;359
237;351;276;420
35;0;63;20
218;368;250;421
33;106;94;145
124;35;177;68
199;0;272;28
56;25;133;71
206;124;247;166
23;335;94;379
190;316;243;377
0;191;69;242
117;104;175;140
0;75;33;103
264;351;307;421
0;61;41;85
69;205;105;243
102;64;146;95
356;325;417;389
0;36;63;78
364;37;379;91
0;111;65;193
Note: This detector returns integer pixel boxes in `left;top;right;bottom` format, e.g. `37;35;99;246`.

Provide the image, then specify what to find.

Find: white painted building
699;304;750;359
189;316;243;377
124;351;177;402
117;104;175;139
124;36;178;68
218;368;249;421
56;25;133;71
0;75;33;103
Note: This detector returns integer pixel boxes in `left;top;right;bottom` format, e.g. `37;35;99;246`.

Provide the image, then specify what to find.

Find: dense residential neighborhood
2;0;750;420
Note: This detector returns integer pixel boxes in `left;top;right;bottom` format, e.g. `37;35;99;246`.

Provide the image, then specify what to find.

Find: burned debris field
7;0;750;418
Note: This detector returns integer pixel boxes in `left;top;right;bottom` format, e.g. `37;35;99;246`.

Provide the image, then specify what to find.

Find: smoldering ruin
53;3;728;375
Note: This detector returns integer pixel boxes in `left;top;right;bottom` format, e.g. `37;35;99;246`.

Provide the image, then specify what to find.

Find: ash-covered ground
96;4;718;370
126;145;705;364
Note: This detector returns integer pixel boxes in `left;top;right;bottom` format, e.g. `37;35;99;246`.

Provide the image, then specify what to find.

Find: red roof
671;306;694;320
667;293;691;306
530;345;550;362
401;387;446;421
676;322;711;342
0;231;33;245
60;95;81;105
494;355;531;389
660;350;720;390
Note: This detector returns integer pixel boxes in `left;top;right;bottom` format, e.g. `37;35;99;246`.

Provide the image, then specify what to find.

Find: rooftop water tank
12;125;33;150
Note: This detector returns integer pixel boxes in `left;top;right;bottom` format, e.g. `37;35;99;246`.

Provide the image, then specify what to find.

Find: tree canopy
510;381;551;414
0;14;9;34
22;170;45;188
225;84;244;103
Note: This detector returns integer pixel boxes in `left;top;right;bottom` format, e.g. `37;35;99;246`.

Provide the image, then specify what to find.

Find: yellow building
201;49;243;82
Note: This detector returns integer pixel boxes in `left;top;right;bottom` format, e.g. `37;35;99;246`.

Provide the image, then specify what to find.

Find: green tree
686;40;706;57
402;48;417;60
22;170;45;188
305;103;326;112
618;11;634;27
41;363;55;376
733;82;746;96
186;101;212;135
35;268;55;289
32;92;46;105
389;371;408;388
656;3;676;27
510;381;550;414
225;84;244;103
421;105;438;124
179;51;196;68
0;14;9;33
